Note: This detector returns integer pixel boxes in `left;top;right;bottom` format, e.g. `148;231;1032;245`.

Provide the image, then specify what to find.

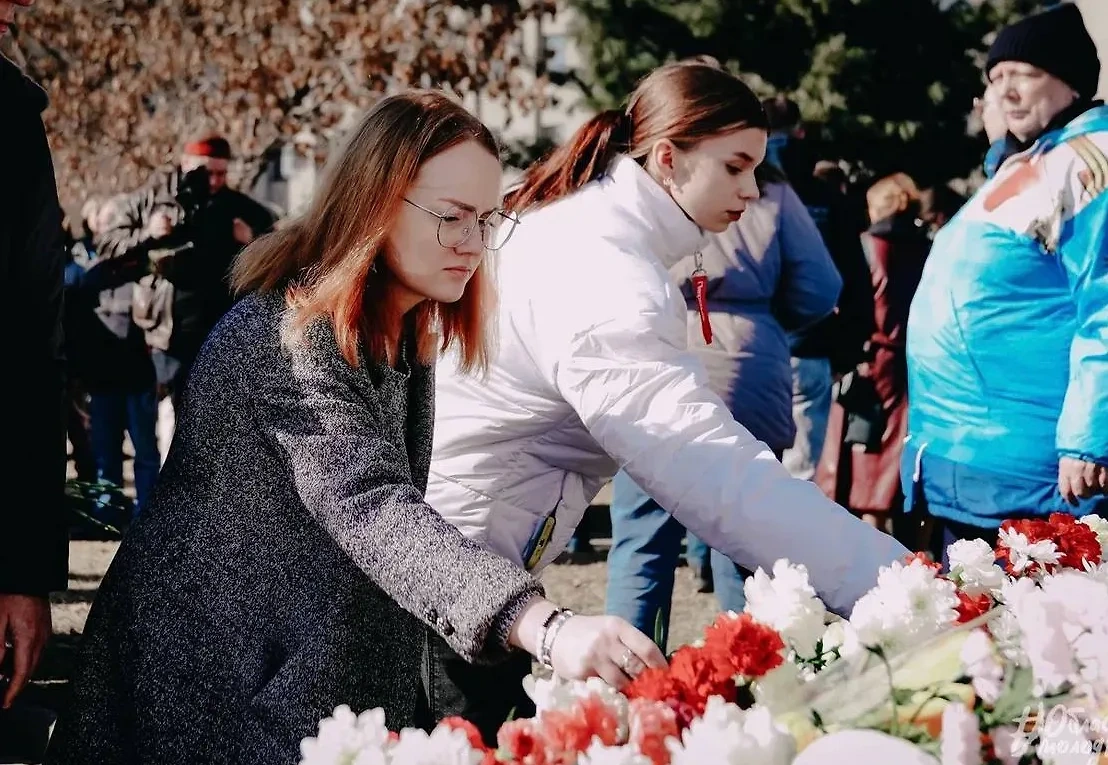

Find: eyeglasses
404;198;519;251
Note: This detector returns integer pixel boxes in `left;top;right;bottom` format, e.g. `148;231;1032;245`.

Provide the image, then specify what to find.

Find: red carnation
995;518;1056;575
575;694;620;748
629;699;679;765
497;719;548;765
702;612;785;679
440;716;487;751
663;697;701;731
995;515;1102;576
669;645;738;715
540;707;595;763
1048;513;1102;569
625;666;680;704
955;590;993;623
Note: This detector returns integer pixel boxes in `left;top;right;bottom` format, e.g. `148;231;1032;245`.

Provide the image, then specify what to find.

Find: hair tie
613;109;632;146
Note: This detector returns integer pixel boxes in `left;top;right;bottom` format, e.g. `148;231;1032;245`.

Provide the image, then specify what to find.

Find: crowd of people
1;0;1106;762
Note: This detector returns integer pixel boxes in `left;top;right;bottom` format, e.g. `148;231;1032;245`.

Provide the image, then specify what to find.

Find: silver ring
619;648;644;677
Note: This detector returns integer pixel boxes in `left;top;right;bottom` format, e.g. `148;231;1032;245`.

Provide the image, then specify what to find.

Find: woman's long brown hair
231;90;498;373
505;61;768;214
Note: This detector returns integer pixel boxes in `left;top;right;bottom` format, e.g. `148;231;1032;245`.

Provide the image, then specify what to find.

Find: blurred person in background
817;173;931;539
918;184;967;237
606;159;843;647
0;0;69;711
97;134;277;414
761;95;875;481
76;195;161;519
812;159;849;196
905;5;1108;564
61;201;103;484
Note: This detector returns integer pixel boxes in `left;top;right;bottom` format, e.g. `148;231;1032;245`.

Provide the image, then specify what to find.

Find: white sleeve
544;262;907;617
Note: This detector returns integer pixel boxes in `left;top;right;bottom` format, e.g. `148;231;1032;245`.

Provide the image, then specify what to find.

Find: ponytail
504;109;628;214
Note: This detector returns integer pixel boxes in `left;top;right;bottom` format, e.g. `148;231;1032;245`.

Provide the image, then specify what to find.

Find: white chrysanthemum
940;702;981;765
1079;514;1108;561
387;726;484;765
846;558;959;656
744;560;828;659
1038;571;1108;692
299;706;391;765
997;527;1062;576
668;699;794;765
988;607;1028;665
1083;560;1108;585
820;620;846;653
947;538;1006;596
523;673;581;713
578;740;651;765
959;629;1005;706
1007;585;1077;694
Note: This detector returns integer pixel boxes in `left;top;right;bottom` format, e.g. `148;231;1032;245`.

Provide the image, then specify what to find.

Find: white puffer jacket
427;156;908;616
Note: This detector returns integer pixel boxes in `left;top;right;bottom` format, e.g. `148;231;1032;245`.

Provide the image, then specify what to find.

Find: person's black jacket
97;169;278;365
777;140;876;375
0;55;70;595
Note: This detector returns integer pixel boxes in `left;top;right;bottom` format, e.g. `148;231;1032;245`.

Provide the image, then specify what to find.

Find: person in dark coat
816;173;930;535
47;91;665;764
96;135;279;415
760;96;876;481
0;19;69;709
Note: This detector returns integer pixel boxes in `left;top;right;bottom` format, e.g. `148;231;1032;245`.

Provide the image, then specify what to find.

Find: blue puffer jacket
905;105;1108;524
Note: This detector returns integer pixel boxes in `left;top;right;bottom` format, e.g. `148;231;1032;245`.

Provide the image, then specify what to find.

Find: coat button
442;622;455;637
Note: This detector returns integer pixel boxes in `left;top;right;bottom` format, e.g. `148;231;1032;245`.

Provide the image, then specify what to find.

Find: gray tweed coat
47;290;542;765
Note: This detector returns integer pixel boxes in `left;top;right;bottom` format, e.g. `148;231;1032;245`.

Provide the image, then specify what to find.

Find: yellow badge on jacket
523;514;557;571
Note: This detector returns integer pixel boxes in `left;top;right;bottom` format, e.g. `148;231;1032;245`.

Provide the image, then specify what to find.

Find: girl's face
650;127;768;233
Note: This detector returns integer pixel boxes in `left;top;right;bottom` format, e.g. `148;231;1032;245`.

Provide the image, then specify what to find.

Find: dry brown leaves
6;0;555;209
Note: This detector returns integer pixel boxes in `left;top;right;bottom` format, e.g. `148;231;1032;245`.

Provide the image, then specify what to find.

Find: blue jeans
781;356;833;480
686;533;710;578
88;389;161;516
605;471;746;651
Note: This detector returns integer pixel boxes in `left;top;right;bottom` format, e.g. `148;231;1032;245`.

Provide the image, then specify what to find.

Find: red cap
183;135;231;160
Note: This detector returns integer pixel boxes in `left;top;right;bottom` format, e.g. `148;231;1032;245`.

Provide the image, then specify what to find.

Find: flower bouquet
301;513;1108;765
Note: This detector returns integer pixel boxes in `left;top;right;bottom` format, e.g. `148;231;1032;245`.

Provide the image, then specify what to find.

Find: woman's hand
548;614;667;689
507;597;667;689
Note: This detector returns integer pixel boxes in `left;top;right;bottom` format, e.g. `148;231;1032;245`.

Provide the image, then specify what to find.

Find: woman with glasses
428;60;908;667
48;91;665;765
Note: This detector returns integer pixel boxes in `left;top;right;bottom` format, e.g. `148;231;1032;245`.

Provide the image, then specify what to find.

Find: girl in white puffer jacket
427;59;909;720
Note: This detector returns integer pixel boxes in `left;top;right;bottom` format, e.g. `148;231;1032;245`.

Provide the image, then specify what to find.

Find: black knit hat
986;3;1100;99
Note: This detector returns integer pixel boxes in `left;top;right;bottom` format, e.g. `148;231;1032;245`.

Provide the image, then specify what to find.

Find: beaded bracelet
538;608;575;669
535;607;562;655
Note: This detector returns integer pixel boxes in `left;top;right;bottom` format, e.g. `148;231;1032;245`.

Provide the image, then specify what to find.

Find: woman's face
386;140;502;310
654;127;767;233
